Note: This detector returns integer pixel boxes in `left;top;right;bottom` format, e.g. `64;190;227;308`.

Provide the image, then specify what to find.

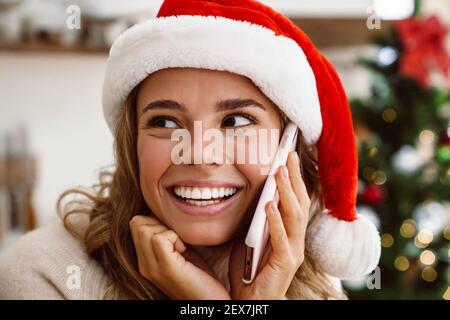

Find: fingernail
176;239;186;252
270;201;277;213
282;166;289;179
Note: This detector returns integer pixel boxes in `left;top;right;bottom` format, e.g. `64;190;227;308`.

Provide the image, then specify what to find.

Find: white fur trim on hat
102;15;322;144
306;210;381;280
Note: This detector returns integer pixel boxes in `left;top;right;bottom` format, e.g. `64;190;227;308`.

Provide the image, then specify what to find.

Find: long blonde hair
57;84;347;300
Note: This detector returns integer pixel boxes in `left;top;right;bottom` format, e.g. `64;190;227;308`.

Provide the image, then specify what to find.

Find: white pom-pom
306;211;381;280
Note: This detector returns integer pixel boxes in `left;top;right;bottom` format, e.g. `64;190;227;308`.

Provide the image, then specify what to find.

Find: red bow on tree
395;15;450;86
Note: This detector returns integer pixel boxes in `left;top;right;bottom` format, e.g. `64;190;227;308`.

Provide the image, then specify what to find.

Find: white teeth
191;188;201;199
173;186;238;201
185;199;221;206
201;188;211;199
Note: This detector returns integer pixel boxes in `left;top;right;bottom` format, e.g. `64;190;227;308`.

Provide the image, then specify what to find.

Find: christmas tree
344;8;450;299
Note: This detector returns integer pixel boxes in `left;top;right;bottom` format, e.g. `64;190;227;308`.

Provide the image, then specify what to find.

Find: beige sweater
0;219;342;300
0;218;234;300
0;219;111;299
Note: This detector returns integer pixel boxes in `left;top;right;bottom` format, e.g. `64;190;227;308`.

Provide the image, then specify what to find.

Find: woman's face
136;68;282;246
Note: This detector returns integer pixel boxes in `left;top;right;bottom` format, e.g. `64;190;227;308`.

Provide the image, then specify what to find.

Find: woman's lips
166;186;242;217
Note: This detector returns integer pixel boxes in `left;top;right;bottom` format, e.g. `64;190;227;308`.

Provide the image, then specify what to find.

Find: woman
0;0;380;300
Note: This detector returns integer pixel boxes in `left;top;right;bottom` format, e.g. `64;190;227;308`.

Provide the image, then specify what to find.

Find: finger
129;215;168;265
134;225;168;266
129;214;163;227
265;201;289;264
130;219;168;248
152;229;185;266
274;165;303;239
258;241;273;273
129;214;168;243
279;204;306;253
174;238;187;253
287;152;311;218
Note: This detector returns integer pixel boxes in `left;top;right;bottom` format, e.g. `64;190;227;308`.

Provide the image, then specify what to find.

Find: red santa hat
102;0;381;280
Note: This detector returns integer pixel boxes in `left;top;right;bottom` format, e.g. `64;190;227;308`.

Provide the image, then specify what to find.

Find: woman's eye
147;117;179;129
222;114;254;128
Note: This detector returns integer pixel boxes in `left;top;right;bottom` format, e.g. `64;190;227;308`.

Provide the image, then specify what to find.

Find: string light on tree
373;171;387;185
444;225;450;240
394;256;410;271
417;129;437;163
419;130;436;145
362;166;376;181
419;250;436;266
367;146;378;157
415;229;434;248
382;108;397;123
444;287;450;300
400;219;416;238
381;233;394;248
421;267;437;282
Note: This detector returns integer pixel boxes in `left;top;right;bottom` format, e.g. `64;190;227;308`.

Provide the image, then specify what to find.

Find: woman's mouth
173;186;238;205
167;183;242;217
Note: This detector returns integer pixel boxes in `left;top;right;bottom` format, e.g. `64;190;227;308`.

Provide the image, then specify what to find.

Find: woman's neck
192;240;235;292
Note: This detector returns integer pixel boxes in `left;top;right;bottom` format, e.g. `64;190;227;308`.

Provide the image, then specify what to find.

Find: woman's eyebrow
142;100;187;114
216;99;266;112
141;98;265;115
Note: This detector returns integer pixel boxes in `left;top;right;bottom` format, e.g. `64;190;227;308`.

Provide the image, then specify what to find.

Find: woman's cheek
232;131;278;223
233;129;277;181
137;136;174;202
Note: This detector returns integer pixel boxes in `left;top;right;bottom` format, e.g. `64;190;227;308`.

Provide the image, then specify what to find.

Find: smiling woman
52;66;346;299
135;68;283;247
0;0;380;300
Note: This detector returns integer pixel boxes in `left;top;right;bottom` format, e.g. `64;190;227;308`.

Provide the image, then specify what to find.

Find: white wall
0;52;114;225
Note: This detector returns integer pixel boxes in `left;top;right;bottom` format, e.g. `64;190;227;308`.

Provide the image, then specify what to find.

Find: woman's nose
189;121;225;166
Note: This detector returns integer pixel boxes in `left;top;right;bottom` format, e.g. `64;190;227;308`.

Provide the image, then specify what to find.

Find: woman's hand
129;214;231;300
229;151;310;299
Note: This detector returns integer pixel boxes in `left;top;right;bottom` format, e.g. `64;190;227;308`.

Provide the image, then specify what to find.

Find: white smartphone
242;121;299;284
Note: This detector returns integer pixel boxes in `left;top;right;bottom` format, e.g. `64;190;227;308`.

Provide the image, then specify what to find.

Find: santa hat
102;0;381;280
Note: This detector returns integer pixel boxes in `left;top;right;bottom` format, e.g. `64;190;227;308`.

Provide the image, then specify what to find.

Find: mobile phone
242;121;299;284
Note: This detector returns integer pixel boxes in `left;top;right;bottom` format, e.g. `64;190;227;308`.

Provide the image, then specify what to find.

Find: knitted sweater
0;218;237;300
0;219;342;299
0;219;110;299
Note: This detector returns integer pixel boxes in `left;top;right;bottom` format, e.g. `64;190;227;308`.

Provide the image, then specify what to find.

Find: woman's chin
177;229;234;246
